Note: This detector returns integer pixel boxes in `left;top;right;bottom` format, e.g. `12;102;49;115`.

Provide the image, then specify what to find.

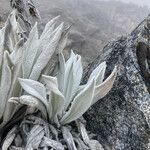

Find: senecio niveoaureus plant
0;9;117;150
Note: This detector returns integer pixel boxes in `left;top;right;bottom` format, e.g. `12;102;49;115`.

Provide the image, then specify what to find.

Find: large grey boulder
82;16;150;150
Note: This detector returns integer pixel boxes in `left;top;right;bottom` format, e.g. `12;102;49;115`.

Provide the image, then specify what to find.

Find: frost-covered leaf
26;125;44;149
61;79;95;124
64;51;83;111
3;10;23;52
0;51;12;119
10;38;24;65
92;66;117;104
40;136;64;150
29;23;64;80
1;102;21;129
8;61;23;98
55;25;71;54
74;137;89;150
2;126;17;150
77;121;90;145
0;27;6;68
40;16;60;39
62;127;77;150
9;95;47;119
57;53;65;93
18;78;47;106
42;75;64;119
88;62;106;85
22;22;39;78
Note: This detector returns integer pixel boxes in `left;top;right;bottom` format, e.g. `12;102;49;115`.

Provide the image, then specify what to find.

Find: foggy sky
103;0;150;8
119;0;150;7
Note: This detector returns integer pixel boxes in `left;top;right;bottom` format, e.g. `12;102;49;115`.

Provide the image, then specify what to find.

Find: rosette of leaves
3;50;117;149
0;9;66;133
0;4;117;149
14;50;117;125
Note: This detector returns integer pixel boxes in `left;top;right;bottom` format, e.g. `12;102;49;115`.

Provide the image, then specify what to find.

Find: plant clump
0;2;117;149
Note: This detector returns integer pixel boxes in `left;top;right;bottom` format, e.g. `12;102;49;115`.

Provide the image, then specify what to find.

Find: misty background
114;0;150;7
0;0;149;65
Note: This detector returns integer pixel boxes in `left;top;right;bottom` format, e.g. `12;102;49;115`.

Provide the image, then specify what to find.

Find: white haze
102;0;150;8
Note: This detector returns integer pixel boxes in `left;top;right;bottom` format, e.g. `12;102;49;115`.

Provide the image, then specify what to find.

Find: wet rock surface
82;16;150;150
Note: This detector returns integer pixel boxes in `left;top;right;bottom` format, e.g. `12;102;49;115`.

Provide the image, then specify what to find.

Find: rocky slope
82;14;150;150
0;0;149;65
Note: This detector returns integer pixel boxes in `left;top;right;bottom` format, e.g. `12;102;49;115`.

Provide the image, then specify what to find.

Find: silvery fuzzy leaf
9;11;21;45
0;27;5;67
62;127;77;150
1;101;21;129
64;51;83;111
9;95;47;119
35;26;57;59
42;75;64;99
77;121;90;145
38;22;64;58
9;60;23;97
40;16;60;40
49;125;59;140
42;75;64;119
88;140;104;150
0;51;12;119
1;19;13;52
26;125;44;149
41;21;67;76
0;10;22;52
64;50;75;83
40;54;58;78
10;38;24;65
16;14;31;37
2;126;17;150
18;78;47;106
29;23;64;80
6;10;23;52
73;137;89;150
55;25;71;54
88;62;106;85
0;25;5;44
9;146;24;150
63;50;75;92
22;22;39;78
57;53;65;93
92;66;117;105
6;11;18;50
61;79;95;125
40;136;64;150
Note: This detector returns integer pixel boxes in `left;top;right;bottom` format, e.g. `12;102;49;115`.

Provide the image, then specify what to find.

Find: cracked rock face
82;16;150;150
